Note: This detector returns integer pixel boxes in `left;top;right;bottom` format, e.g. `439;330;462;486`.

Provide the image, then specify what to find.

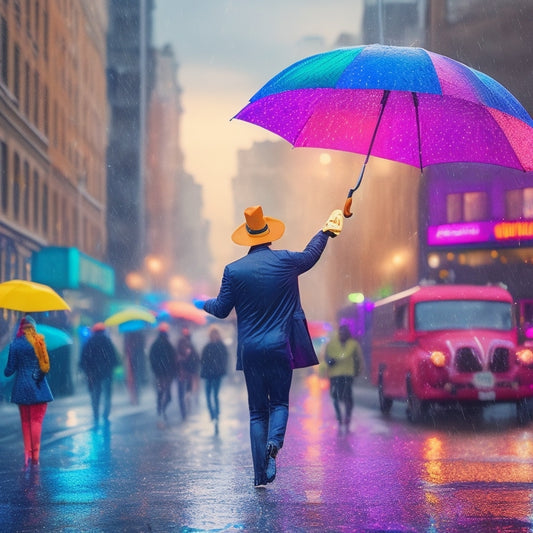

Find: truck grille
454;346;510;373
490;347;510;373
455;347;482;372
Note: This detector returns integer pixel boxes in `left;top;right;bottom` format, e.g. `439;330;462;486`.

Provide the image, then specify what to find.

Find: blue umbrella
0;324;72;385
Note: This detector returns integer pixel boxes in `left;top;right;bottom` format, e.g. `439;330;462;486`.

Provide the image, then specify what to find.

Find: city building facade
0;2;111;305
142;43;212;302
106;0;153;297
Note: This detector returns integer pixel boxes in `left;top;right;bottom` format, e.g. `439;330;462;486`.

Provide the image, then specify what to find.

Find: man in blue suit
201;205;343;487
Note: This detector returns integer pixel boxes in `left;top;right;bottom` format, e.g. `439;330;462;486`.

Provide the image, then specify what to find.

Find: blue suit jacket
204;231;329;370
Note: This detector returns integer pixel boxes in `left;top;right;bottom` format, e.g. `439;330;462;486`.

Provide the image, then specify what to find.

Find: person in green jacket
324;324;363;433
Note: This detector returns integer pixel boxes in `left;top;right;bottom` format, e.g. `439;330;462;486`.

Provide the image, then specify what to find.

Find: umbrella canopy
34;324;73;351
235;44;533;215
104;307;156;327
0;324;72;361
0;279;71;312
160;301;207;325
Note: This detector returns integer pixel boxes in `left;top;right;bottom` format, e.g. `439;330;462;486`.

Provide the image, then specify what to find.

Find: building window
13;152;20;220
505;189;523;220
13;44;20;103
32;170;39;231
1;17;8;85
52;190;58;241
43;9;48;61
523;189;533;218
33;70;39;126
0;141;7;213
505;188;533;220
43;85;48;136
34;0;39;46
14;1;21;26
22;160;30;225
24;61;29;116
464;191;488;222
446;193;462;223
42;182;48;234
61;196;67;244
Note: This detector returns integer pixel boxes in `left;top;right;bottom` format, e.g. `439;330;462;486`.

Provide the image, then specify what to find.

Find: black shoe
265;442;278;483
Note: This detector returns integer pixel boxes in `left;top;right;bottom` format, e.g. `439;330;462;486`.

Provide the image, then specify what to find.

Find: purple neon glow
428;222;492;245
235;44;533;172
428;219;533;246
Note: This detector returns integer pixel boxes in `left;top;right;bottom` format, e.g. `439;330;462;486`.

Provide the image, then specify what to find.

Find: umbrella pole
412;92;423;171
343;90;390;218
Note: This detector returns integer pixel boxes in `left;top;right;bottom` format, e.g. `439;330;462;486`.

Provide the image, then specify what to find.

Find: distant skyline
153;0;363;273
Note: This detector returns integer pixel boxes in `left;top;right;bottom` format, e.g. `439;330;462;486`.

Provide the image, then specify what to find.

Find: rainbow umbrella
235;44;533;217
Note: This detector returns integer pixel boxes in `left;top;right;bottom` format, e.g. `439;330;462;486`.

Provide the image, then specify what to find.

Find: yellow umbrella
0;279;71;312
104;307;156;327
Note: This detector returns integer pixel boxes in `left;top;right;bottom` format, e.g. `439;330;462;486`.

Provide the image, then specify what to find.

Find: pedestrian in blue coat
4;315;54;467
200;205;343;487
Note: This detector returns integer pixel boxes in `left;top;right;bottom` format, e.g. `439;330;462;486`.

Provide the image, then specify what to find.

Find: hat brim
231;216;285;246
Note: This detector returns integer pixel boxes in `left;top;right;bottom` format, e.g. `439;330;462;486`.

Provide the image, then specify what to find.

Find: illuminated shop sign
428;220;533;246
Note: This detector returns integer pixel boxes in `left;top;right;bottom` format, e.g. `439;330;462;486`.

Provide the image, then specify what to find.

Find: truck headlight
430;351;446;367
516;348;533;366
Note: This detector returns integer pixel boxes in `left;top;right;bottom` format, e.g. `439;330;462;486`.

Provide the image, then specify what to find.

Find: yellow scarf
25;328;50;373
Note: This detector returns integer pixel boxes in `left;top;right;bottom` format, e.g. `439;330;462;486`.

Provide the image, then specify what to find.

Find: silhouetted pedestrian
200;326;228;434
124;330;146;405
149;323;176;424
80;323;119;427
176;327;200;420
324;324;363;433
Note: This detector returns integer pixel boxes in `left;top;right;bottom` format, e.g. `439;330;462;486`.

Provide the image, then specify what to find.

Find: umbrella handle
343;192;354;218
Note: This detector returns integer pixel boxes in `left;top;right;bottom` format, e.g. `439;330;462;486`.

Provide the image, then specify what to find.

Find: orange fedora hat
231;205;285;246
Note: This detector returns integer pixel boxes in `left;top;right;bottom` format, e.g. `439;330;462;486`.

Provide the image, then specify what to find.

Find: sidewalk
0;379;154;447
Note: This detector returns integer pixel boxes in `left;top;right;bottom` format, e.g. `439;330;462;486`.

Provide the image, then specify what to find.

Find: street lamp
125;271;146;292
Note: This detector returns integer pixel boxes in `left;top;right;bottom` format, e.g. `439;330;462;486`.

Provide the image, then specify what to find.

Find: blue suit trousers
243;347;293;485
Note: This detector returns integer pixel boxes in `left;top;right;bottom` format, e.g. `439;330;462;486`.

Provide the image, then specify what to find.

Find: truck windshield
414;300;512;332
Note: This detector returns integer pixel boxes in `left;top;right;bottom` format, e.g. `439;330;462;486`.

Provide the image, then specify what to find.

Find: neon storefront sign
428;220;533;246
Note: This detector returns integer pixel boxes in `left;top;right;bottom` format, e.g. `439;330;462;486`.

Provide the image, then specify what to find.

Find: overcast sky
153;0;363;270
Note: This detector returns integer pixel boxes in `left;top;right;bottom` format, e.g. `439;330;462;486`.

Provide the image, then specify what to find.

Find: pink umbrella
160;301;207;325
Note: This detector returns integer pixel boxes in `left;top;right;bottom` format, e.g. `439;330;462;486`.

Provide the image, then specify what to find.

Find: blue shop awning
31;247;115;296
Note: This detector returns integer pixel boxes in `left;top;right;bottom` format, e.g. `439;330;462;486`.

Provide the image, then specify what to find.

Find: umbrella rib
412;92;423;171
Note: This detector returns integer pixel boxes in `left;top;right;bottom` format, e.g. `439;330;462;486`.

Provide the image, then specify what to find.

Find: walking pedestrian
200;326;229;434
175;327;200;420
3;315;54;467
124;330;146;405
324;323;364;434
149;323;176;424
79;322;119;427
200;205;343;487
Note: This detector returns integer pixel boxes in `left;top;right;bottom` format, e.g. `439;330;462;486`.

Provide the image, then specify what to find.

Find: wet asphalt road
1;371;533;532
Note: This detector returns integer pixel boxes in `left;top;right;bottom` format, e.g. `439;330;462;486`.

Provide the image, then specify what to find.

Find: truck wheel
378;368;393;414
406;374;428;424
